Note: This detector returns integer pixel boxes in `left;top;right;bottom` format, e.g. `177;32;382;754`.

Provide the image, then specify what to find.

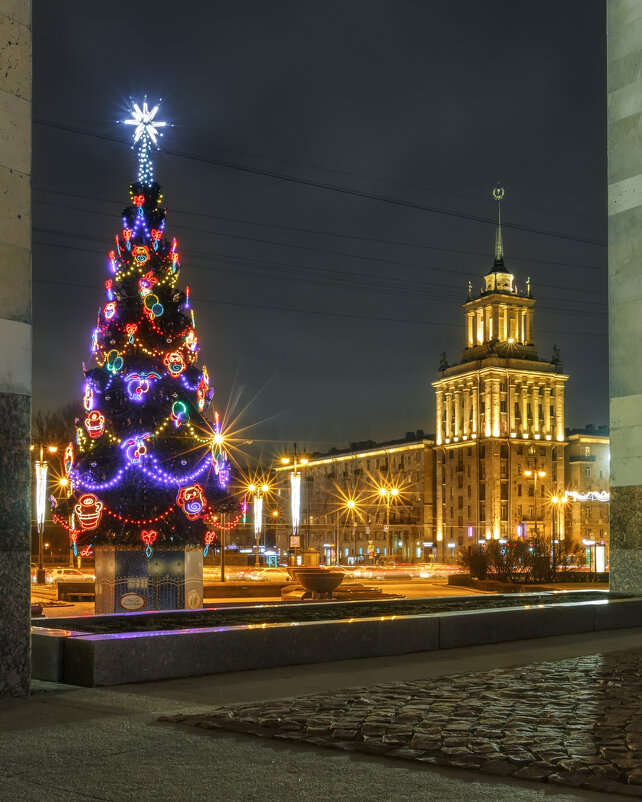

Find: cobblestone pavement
163;649;642;797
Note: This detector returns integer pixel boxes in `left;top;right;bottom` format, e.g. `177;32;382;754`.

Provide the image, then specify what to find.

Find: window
500;464;507;478
529;485;534;497
518;504;522;517
457;475;463;488
585;446;591;457
501;503;508;520
467;447;472;457
585;507;591;519
517;446;523;456
458;497;463;509
500;400;507;413
500;382;507;392
467;485;472;498
500;444;508;459
585;466;592;478
501;483;508;500
479;484;486;501
518;485;522;497
540;447;545;456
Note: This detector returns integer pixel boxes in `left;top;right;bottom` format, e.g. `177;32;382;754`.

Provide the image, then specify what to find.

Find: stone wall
608;1;642;592
0;0;31;697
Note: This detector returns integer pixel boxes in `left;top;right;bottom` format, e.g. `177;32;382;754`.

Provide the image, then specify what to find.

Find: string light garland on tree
55;97;237;558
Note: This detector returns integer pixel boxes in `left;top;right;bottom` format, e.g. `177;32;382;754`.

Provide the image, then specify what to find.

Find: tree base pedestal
95;546;203;614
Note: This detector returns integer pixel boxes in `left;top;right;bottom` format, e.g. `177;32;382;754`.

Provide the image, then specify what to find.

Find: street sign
383;524;389;532
290;535;300;548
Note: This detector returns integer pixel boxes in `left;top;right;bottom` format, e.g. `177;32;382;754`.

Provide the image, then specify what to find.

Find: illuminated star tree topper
122;97;167;186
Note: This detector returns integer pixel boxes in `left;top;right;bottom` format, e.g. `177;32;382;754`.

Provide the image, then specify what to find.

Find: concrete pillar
445;390;452;440
463;387;470;437
544;386;551;437
454;388;461;438
520;384;528;437
0;1;31;697
472;384;478;436
509;382;516;434
607;0;642;592
435;390;443;445
531;385;540;438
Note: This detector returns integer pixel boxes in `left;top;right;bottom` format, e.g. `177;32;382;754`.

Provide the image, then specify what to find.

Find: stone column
531;385;540;438
509;381;516;434
454;388;461;438
607;0;642;592
463;387;470;437
520;384;528;437
445;390;452;440
484;380;492;437
0;1;31;698
466;312;474;347
435;389;443;445
543;386;551;437
491;378;500;438
472;384;478;436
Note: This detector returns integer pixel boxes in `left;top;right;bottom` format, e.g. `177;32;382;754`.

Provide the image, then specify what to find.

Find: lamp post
378;485;399;559
523;469;546;543
281;446;308;562
247;483;270;567
550;494;567;575
31;444;58;584
347;499;356;563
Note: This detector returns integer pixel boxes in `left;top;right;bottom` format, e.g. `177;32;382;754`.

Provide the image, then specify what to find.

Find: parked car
247;567;292;582
46;568;95;584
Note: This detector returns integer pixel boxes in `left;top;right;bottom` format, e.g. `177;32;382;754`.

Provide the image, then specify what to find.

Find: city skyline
32;2;607;455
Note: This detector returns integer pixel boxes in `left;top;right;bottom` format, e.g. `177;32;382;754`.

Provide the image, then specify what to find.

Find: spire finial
492;182;504;267
121;96;167;186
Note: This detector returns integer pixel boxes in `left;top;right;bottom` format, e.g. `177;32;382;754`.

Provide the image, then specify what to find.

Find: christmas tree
54;100;234;563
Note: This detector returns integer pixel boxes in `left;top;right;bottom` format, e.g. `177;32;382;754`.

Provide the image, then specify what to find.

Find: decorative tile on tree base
95;545;203;613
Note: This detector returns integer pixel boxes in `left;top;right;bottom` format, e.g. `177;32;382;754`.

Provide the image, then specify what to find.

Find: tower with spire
432;186;569;558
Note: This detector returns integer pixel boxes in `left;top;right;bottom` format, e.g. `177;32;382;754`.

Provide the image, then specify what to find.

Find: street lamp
523;469;546;544
281;447;308;561
551;494;567;575
247;482;270;567
378;485;399;559
31;444;58;584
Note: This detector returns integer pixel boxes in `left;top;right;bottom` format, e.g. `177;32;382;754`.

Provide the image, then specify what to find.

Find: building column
0;0;31;698
472;384;478;436
509;381;516;434
543;386;551;437
466;312;474;347
531;384;540;438
463;387;470;437
445;390;452;440
491;377;500;437
484;380;492;437
520;384;528;437
454;388;461;438
555;380;565;443
607;0;642;592
436;390;443;445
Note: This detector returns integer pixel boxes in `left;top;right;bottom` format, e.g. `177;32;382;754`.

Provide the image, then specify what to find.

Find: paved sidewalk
3;628;642;800
165;649;642;796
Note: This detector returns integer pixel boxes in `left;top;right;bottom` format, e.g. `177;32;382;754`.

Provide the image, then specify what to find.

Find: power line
34;193;608;277
34;118;607;248
32;241;607;335
32;231;606;315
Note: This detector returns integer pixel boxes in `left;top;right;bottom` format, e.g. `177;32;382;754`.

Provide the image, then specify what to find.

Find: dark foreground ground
3;628;642;800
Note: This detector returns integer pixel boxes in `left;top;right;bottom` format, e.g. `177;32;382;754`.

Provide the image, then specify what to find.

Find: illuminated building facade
564;426;610;568
274;432;435;564
432;189;568;558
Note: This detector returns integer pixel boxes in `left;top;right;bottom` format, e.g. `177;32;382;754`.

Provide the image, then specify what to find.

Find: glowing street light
281;447;308;555
523;469;546;543
247;482;271;567
378;485;400;558
32;443;58;584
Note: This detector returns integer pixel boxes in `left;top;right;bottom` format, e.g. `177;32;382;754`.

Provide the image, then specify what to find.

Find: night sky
32;1;607;458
